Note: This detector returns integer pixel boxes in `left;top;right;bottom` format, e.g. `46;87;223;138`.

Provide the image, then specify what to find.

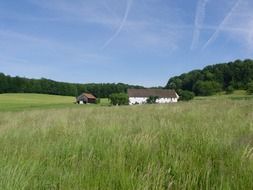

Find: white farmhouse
128;89;179;105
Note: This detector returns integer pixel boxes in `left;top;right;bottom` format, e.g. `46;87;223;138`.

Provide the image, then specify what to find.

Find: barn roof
127;89;178;98
82;93;96;99
77;93;96;100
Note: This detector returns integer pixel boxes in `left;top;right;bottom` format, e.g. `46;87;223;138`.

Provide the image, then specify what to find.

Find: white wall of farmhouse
156;97;178;103
129;97;178;105
129;97;148;105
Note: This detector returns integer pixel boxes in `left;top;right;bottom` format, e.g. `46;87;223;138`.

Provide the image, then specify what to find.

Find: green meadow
0;93;111;112
0;93;76;111
0;92;253;189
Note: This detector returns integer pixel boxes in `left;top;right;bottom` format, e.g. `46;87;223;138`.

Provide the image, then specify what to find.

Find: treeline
165;59;253;96
0;73;143;98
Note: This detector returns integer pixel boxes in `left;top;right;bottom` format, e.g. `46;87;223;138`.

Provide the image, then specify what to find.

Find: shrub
178;90;195;101
95;98;101;104
225;85;234;94
146;96;159;104
109;93;129;105
247;82;253;94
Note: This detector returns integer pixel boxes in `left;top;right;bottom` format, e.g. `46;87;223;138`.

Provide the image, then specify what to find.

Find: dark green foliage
95;98;101;104
146;96;159;104
0;73;143;98
109;93;129;105
166;59;253;95
225;85;234;94
0;73;8;93
247;82;253;94
193;81;222;96
178;90;195;101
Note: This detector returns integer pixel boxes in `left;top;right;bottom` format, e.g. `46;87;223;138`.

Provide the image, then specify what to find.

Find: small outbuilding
128;89;179;105
76;93;96;104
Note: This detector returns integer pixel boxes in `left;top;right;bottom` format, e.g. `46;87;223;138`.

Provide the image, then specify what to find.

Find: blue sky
0;0;252;86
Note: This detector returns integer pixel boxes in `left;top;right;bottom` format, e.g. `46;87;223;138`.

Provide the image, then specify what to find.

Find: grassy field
0;93;253;189
0;93;76;111
0;93;110;112
195;90;253;101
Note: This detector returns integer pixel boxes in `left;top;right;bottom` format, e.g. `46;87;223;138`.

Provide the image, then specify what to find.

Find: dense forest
166;59;253;96
0;73;143;98
1;59;253;98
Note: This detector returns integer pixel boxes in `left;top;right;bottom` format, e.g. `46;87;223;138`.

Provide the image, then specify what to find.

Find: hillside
0;93;75;111
165;59;253;96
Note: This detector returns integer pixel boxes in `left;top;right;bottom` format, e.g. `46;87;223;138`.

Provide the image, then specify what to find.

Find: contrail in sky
191;0;209;50
101;0;133;50
202;0;242;49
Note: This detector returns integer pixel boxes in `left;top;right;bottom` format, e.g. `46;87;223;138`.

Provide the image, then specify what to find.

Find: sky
0;0;253;87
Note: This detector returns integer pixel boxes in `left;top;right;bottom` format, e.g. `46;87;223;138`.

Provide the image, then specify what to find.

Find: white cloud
101;0;133;49
27;0;123;28
191;0;209;50
25;0;186;52
202;0;242;49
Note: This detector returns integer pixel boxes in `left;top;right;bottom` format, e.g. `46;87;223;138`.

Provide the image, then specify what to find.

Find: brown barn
76;93;96;104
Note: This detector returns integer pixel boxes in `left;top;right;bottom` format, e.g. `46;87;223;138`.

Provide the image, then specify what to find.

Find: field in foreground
0;97;253;189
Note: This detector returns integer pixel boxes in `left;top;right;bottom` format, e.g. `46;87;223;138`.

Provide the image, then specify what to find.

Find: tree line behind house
166;59;253;96
1;59;253;100
0;74;143;98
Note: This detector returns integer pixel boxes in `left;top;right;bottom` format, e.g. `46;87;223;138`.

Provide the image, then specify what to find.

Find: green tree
165;59;253;95
178;90;195;101
225;85;234;94
0;73;8;93
0;72;145;98
193;81;222;96
109;93;129;105
95;98;101;104
247;82;253;94
146;96;159;104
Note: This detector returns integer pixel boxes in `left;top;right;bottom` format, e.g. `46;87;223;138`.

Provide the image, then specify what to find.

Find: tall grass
0;99;253;189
